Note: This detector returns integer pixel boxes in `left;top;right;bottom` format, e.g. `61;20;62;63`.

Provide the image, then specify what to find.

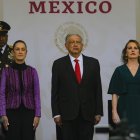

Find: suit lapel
81;55;89;84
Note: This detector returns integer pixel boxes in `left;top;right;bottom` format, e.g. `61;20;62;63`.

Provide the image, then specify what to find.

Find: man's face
65;35;83;57
0;34;8;48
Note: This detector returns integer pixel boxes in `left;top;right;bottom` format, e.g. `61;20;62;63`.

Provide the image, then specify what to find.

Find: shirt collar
69;54;83;62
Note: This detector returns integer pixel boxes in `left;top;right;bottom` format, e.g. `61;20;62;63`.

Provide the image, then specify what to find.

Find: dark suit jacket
51;55;103;121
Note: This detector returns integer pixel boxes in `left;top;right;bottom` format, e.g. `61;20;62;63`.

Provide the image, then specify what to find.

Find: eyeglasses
68;41;82;45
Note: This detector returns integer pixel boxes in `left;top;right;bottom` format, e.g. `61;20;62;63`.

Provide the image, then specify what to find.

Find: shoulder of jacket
83;55;99;62
27;65;38;73
54;55;68;63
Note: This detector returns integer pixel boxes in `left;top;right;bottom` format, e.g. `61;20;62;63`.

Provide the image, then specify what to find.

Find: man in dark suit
0;21;13;71
51;34;103;140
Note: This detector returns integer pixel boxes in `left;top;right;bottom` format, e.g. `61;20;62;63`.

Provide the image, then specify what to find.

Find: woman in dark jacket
0;40;41;140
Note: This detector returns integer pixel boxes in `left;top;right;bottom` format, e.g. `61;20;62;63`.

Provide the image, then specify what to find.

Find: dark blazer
51;55;103;121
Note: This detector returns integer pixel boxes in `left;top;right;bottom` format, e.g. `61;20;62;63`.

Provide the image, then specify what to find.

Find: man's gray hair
65;34;83;43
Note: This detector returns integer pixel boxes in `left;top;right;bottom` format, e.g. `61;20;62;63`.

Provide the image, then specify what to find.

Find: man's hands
94;115;101;125
54;116;62;126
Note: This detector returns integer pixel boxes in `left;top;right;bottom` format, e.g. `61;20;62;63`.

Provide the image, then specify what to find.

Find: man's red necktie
74;59;81;84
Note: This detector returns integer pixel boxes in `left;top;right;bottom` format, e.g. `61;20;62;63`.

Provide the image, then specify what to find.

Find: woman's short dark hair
13;40;27;50
122;40;140;64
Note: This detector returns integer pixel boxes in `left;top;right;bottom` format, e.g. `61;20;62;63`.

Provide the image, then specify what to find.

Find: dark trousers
62;115;94;140
56;125;63;140
4;106;35;140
